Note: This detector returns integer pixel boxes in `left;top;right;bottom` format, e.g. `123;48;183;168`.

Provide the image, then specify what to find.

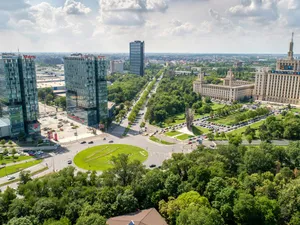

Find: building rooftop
37;81;65;89
107;208;168;225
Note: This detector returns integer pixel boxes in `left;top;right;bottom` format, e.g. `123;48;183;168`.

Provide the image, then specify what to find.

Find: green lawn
192;126;210;136
208;111;246;125
212;103;225;110
150;136;175;145
228;120;265;137
176;134;194;141
0;155;32;165
74;144;148;171
0;159;42;178
165;131;182;137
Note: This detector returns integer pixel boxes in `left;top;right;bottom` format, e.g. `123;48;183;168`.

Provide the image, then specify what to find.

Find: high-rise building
0;53;40;138
110;60;124;74
254;33;300;104
64;54;108;127
130;41;145;76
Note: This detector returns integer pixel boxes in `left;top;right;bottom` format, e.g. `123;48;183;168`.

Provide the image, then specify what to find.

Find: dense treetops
1;141;300;225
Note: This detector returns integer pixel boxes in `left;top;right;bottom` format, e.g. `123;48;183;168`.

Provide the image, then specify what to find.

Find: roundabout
74;144;148;171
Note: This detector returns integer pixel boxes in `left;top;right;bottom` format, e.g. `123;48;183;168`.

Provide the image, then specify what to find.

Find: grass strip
149;136;175;145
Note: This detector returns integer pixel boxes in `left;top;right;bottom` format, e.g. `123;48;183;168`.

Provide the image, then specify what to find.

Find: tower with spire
288;32;294;60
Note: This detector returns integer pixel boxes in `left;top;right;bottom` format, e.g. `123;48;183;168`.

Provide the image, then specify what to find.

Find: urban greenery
1;141;300;224
149;136;175;145
0;159;42;178
73;144;148;171
38;88;66;110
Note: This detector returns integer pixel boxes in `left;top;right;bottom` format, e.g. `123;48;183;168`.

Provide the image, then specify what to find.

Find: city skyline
0;0;299;53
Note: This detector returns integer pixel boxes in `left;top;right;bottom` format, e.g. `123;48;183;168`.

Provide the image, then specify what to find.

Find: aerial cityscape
0;0;300;225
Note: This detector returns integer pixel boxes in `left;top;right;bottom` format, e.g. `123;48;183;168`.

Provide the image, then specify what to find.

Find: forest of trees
1;141;300;225
107;73;148;104
145;74;207;125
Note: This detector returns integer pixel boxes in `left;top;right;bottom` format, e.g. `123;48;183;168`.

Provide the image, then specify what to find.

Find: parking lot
39;112;102;143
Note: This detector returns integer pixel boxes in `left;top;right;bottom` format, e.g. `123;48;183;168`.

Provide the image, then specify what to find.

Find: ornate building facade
254;33;300;104
193;70;255;102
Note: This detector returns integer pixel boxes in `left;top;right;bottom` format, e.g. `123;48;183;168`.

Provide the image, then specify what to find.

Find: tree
243;148;275;174
0;139;6;145
7;217;33;225
33;198;59;223
177;205;224;225
246;135;253;145
233;193;260;225
101;154;145;186
207;133;214;141
19;171;32;185
159;191;210;225
228;134;242;147
76;214;106;225
45;94;54;105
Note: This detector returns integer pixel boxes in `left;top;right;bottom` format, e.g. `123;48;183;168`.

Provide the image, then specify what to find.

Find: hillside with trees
1;141;300;225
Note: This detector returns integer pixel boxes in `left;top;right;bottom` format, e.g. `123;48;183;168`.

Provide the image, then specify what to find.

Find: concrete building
0;53;40;138
254;33;300;104
64;54;108;127
130;40;145;76
193;70;255;102
110;60;124;74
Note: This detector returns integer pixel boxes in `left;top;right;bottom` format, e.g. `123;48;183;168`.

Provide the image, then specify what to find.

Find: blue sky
0;0;299;53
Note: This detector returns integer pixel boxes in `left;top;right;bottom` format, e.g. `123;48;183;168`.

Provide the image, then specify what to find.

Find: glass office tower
64;54;108;127
0;54;40;137
130;41;145;76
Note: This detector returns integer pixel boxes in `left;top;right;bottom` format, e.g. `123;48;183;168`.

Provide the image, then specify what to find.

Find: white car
7;176;15;181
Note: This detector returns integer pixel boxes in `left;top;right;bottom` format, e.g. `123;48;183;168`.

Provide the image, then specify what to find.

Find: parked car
88;141;94;144
109;140;114;143
149;164;156;168
80;141;86;144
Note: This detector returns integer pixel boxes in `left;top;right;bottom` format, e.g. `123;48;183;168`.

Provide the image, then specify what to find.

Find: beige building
254;33;300;104
193;70;255;102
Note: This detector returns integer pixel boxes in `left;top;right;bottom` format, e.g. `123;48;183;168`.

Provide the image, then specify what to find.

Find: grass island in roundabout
74;144;148;171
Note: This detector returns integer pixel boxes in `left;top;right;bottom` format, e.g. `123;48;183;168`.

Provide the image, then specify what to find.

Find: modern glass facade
64;54;108;127
0;54;40;137
130;41;145;76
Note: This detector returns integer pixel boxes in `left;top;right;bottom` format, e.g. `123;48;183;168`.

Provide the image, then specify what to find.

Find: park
74;144;148;171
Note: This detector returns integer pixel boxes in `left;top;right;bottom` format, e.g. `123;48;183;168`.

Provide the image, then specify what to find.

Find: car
109;140;114;143
103;138;106;140
149;164;156;168
188;141;192;144
88;141;94;144
80;141;86;144
7;176;15;181
67;160;72;164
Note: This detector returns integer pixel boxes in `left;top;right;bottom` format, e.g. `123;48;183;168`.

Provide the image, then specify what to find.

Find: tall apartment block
0;54;40;138
64;54;108;127
130;41;145;76
110;60;124;74
254;33;300;105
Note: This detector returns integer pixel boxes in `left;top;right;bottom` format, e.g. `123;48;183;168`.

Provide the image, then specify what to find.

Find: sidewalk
1;157;36;167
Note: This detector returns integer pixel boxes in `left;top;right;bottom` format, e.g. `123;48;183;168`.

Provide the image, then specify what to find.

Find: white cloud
64;0;91;15
161;19;207;36
228;0;279;23
98;0;168;26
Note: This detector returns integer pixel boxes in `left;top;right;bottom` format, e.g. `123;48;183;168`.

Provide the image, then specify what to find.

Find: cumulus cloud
228;0;279;23
98;0;168;26
64;0;91;15
161;19;208;36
